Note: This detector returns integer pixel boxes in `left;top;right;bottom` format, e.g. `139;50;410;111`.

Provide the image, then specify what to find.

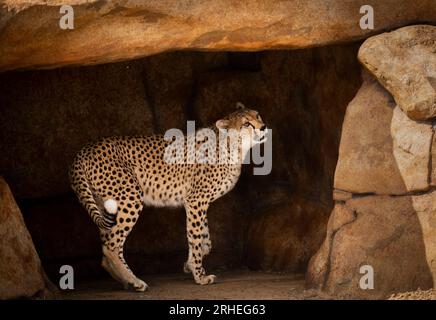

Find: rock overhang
0;0;435;71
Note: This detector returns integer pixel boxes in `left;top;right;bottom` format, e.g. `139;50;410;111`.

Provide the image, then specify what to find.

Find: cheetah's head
215;102;268;153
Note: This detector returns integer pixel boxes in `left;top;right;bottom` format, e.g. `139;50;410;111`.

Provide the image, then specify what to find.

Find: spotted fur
69;104;266;291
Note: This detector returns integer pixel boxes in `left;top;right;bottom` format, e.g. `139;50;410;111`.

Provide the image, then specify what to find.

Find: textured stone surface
0;60;154;199
243;190;330;272
334;73;407;195
359;25;436;120
142;52;229;131
305;203;356;289
0;177;50;299
332;189;352;201
432;124;436;187
312;60;436;298
391;106;433;192
1;1;435;71
412;190;436;285
307;195;434;299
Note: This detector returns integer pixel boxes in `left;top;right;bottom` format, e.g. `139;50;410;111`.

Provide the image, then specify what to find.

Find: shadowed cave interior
0;42;363;283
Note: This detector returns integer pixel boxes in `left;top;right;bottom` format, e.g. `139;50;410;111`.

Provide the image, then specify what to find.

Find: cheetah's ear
236;102;246;110
216;119;230;130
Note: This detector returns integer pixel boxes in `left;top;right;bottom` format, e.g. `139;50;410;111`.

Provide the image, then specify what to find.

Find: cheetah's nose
260;125;266;131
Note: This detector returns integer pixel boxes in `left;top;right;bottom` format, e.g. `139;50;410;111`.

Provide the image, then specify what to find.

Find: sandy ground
389;289;436;300
61;270;325;300
61;270;436;300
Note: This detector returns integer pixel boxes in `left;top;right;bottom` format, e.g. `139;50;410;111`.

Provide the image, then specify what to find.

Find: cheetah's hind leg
101;191;148;292
101;256;125;284
102;244;148;292
99;230;129;287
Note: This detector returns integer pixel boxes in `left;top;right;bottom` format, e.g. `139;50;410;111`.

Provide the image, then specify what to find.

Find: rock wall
0;177;55;299
0;43;362;280
307;25;436;299
358;25;436;121
1;0;435;71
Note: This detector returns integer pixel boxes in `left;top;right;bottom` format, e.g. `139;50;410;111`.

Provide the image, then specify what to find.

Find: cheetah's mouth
254;128;268;144
257;135;266;142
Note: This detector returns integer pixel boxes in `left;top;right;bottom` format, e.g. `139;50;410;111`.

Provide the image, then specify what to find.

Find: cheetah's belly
136;164;187;208
142;192;184;208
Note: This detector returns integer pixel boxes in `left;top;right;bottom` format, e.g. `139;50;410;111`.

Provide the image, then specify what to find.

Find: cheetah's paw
202;243;211;256
197;274;217;285
183;261;191;273
126;278;149;292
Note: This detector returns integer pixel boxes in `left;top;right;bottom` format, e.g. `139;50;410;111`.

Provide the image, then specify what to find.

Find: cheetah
69;102;268;291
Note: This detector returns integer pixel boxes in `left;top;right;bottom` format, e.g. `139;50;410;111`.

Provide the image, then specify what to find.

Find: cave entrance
0;44;362;292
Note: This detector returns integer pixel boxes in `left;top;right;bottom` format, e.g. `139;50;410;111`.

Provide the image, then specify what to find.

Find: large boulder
1;0;435;71
307;195;434;299
432;126;436;187
310;45;436;297
391;106;433;192
412;191;436;281
0;177;54;299
335;72;434;195
358;25;436;121
334;73;408;195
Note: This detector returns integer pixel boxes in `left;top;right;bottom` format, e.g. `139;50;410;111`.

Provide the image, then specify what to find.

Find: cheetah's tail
69;165;117;230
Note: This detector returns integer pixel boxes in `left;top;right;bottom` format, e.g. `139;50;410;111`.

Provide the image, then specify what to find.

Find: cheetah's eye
243;122;251;128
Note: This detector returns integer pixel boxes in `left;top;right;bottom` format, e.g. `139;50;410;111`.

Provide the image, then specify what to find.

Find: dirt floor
389;289;436;300
62;270;325;300
60;270;436;300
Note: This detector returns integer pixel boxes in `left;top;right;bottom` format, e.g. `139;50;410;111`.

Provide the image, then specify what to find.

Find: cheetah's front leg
183;218;211;272
184;200;216;285
201;217;211;256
